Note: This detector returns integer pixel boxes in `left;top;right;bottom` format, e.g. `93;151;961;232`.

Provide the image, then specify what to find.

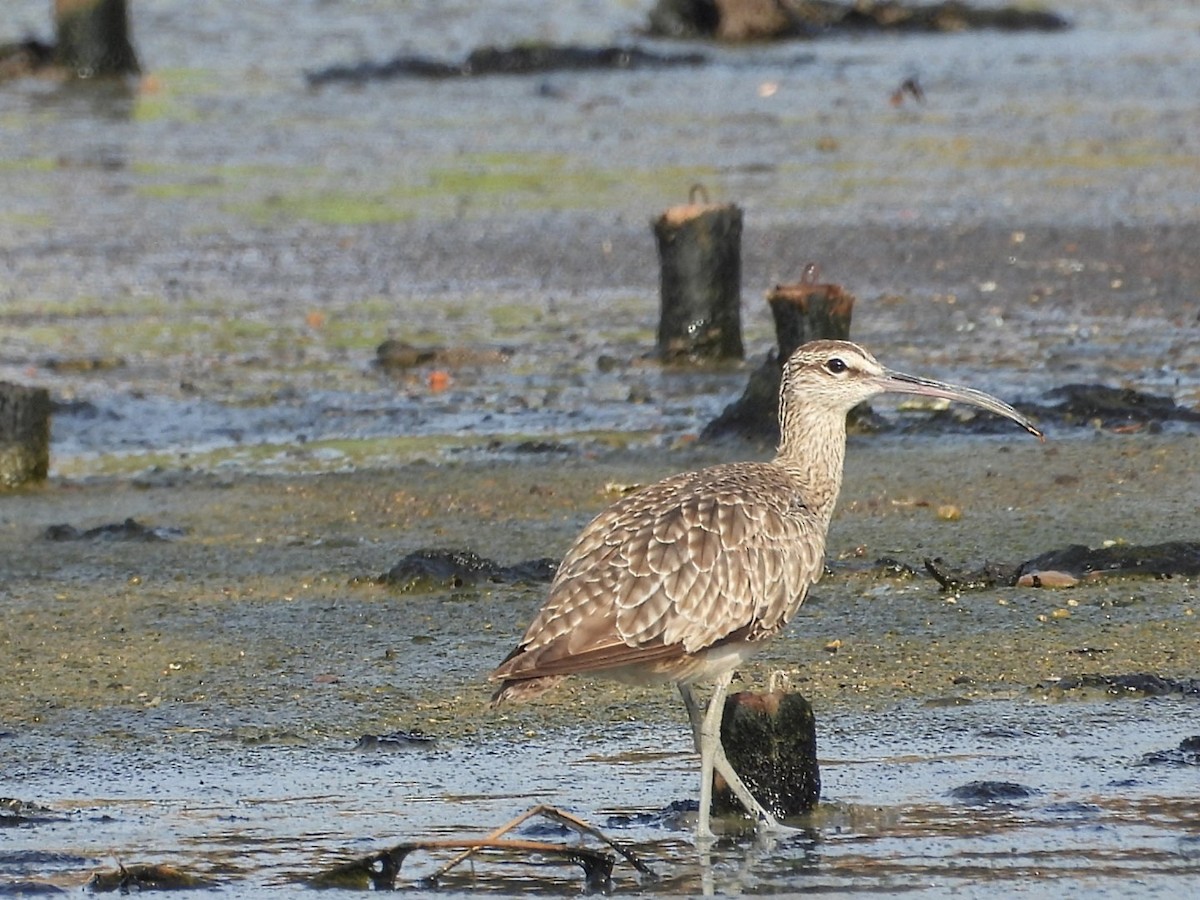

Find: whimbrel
490;340;1042;839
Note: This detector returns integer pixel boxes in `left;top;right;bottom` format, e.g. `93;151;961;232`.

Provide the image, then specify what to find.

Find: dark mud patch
352;730;436;752
306;44;709;87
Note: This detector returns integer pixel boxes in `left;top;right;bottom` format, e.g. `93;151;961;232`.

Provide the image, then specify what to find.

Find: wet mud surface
2;0;1200;895
3;437;1199;894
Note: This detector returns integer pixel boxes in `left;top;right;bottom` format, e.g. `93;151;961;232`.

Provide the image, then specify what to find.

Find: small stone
1016;570;1079;588
936;504;962;521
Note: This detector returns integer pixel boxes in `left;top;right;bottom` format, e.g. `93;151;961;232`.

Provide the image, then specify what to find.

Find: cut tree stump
652;195;744;362
713;690;820;819
701;270;855;442
55;0;140;78
0;382;51;488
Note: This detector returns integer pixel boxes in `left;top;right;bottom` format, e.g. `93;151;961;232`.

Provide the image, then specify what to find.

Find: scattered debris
305;804;654;892
88;863;216;892
369;548;557;593
1049;673;1200;698
923;557;1012;592
40;355;126;373
42;517;185;542
890;75;925;105
308;44;707;87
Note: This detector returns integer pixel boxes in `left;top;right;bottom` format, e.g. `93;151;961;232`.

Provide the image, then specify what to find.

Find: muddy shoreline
4;431;1196;743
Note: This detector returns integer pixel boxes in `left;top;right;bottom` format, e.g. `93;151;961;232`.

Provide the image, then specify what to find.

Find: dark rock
605;799;697;830
1026;384;1200;429
1017;542;1200;580
922;540;1200;593
376;548;557;593
1137;736;1200;768
1052;673;1200;698
375;340;440;370
42;517;185;542
307;44;707;87
948;780;1037;804
647;0;1069;41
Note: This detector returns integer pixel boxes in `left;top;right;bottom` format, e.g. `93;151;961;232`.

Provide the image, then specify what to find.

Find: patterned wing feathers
490;463;827;686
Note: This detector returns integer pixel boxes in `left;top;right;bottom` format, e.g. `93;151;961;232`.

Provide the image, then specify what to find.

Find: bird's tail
489;675;567;707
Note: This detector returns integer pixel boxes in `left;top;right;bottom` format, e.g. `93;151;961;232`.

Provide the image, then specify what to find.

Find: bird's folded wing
492;465;823;683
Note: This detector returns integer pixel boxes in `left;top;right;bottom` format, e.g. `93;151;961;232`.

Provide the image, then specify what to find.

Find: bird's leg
701;672;784;834
682;674;784;840
679;682;716;840
679;682;705;751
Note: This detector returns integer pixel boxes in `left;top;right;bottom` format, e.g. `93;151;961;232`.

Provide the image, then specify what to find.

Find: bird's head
780;340;1042;439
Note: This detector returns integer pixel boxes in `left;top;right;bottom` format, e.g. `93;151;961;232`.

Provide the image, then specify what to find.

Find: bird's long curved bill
880;370;1043;440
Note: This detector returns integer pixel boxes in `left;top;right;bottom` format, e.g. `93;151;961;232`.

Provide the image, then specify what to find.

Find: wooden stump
652;199;744;362
55;0;140;78
713;690;820;818
767;279;854;360
0;382;51;488
701;272;855;442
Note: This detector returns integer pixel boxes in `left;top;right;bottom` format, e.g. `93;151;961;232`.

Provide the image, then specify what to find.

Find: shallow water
6;699;1200;896
2;0;1200;895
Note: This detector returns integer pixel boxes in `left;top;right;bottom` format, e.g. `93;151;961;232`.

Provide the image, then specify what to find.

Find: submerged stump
0;382;51;488
714;690;820;818
653;197;744;362
702;273;855;442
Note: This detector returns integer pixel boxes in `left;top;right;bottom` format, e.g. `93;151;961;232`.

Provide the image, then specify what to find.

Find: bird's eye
825;358;848;375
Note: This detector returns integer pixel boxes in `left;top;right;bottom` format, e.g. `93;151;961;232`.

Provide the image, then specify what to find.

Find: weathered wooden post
713;690;820;819
0;382;51;488
652;187;744;362
55;0;140;78
702;266;856;442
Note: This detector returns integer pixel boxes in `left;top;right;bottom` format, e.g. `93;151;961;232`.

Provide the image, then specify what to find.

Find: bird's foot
756;812;803;835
